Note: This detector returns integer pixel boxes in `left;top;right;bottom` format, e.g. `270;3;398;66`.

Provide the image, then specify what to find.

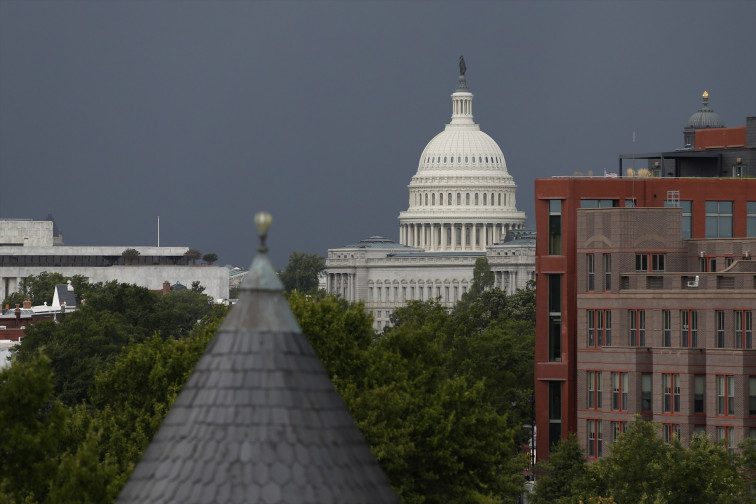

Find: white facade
0;221;230;301
326;66;534;330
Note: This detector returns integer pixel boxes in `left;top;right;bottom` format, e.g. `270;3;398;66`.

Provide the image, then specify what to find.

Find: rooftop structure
117;213;400;503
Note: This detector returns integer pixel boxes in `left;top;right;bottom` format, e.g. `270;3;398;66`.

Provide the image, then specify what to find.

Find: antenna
632;130;636;206
158;216;160;247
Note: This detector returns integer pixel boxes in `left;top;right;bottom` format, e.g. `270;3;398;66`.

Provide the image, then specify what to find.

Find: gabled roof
52;282;76;309
117;216;399;503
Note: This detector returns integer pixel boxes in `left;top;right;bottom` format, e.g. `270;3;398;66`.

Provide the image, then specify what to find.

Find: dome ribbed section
418;127;508;174
686;91;724;129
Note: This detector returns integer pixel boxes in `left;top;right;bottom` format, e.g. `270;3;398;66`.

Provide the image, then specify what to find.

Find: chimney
23;299;31;309
15;304;21;320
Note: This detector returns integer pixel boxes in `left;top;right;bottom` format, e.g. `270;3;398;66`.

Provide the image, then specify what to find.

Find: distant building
0;219;230;301
325;61;534;330
534;114;756;461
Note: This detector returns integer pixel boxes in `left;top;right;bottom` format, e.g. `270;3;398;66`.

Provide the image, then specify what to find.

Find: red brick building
534;176;756;460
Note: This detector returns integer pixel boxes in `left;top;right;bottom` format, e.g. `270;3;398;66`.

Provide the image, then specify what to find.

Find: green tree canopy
202;253;218;264
279;251;325;294
184;249;201;264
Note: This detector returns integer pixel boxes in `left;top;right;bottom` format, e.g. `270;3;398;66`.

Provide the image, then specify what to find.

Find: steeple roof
116;212;399;503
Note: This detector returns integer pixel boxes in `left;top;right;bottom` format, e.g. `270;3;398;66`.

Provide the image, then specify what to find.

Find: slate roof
116;222;400;503
53;283;76;308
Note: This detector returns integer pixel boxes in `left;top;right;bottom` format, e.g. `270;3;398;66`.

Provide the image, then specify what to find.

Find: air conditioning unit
687;275;699;288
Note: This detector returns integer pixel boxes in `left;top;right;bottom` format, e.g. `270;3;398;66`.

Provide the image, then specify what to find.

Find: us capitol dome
398;61;526;251
325;59;535;331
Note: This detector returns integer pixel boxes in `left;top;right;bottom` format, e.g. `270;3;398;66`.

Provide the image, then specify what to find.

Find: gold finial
254;211;272;253
702;90;709;99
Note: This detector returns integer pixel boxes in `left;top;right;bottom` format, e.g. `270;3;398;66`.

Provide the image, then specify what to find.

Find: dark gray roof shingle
117;232;400;503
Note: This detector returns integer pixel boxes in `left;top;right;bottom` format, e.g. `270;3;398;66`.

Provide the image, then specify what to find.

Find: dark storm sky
1;1;754;269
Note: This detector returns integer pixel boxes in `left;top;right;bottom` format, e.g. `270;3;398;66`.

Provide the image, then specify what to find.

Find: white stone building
0;219;229;301
326;62;535;330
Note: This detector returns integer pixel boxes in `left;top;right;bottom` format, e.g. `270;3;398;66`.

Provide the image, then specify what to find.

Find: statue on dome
459;55;466;76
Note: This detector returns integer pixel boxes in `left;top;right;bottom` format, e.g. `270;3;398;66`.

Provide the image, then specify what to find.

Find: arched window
475;193;479;205
465;156;468;163
485;156;488;163
498;193;502;205
483;193;487;205
432;193;435;205
466;193;470;205
439;193;443;205
457;156;461;163
444;156;447;163
425;193;428;205
491;193;494;205
448;193;452;205
457;193;461;205
479;157;482;163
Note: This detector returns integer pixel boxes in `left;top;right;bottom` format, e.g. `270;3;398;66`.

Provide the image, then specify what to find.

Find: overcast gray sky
1;0;754;269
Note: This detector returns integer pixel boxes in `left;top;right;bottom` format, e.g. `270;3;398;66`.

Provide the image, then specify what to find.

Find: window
587;254;595;291
587;310;611;347
735;311;753;349
652;254;665;271
748;202;756;237
466;193;470;205
587;371;602;409
635;254;649;271
681;201;693;239
457;193;461;205
716;426;735;454
474;193;479;205
549;274;562;362
581;199;617;208
611;421;625;442
604;254;612;291
700;256;717;273
642;373;652;411
548;200;562;255
681;310;698;347
448;193;452;205
694;375;705;414
663;373;680;413
750;376;756;416
663;310;672;347
549;382;562;450
706;201;733;238
663;423;680;443
611;372;628;411
483;193;487;205
439;193;443;206
588;419;603;458
717;311;725;348
629;310;645;346
432;193;435;205
717;375;735;416
605;311;612;346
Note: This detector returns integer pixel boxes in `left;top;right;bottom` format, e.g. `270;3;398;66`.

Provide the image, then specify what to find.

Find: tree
289;293;528;503
202;253;218;265
0;352;68;503
1;271;67;307
591;417;669;504
190;281;205;293
121;248;140;265
531;434;590;504
279;251;325;293
184;249;201;265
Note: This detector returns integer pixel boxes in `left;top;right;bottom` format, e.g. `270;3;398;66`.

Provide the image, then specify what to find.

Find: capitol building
325;61;535;330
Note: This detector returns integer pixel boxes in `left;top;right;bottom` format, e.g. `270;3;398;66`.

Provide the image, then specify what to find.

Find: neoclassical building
326;61;534;330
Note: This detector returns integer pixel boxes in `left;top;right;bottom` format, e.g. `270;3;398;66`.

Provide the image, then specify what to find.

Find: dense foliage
0;277;226;503
279;251;326;293
532;417;756;504
288;272;537;503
